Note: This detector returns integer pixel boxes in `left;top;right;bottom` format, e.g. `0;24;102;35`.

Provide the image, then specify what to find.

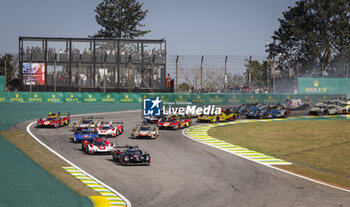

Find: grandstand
19;37;168;92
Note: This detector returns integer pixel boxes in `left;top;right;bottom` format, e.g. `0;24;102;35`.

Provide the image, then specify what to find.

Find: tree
267;0;350;78
93;0;150;38
244;59;274;89
178;82;190;92
0;54;15;83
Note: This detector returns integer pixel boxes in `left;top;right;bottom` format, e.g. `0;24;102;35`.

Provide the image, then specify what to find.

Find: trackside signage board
0;92;345;104
298;78;350;97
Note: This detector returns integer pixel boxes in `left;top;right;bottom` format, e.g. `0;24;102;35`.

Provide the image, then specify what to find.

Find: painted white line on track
26;110;137;207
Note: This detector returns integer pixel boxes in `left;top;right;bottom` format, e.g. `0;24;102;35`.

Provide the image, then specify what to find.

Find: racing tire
324;111;329;115
176;123;180;130
81;145;85;151
283;112;288;118
146;161;150;166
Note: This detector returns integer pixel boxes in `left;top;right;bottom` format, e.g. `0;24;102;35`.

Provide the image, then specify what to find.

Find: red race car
158;115;191;130
37;112;70;128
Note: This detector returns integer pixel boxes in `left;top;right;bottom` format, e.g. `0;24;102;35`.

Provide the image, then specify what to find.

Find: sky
0;0;297;56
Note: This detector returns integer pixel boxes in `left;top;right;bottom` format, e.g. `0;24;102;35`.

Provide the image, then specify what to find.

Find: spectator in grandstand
166;74;172;88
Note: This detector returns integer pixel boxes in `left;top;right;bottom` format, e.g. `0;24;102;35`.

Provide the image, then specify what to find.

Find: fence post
200;55;204;93
30;53;33;92
224;55;227;93
54;54;57;92
78;55;81;93
176;55;179;93
103;54;106;93
152;54;155;93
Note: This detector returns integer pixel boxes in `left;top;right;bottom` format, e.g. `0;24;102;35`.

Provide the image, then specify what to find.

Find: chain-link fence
166;55;266;93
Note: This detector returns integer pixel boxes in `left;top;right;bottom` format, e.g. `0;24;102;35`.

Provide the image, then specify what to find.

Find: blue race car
73;128;98;143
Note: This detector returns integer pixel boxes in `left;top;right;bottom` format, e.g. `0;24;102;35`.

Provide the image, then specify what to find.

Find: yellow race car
197;110;238;123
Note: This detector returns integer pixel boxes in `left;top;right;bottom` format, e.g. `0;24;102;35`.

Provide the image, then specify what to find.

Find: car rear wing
114;145;138;149
108;121;123;125
60;112;70;117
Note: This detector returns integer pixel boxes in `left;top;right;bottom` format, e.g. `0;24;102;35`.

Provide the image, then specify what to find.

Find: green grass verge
207;120;350;189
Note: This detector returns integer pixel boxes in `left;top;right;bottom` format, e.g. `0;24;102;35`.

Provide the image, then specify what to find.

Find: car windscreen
82;119;93;124
93;141;105;146
101;126;112;130
140;127;151;131
126;150;141;156
46;118;56;121
81;130;91;135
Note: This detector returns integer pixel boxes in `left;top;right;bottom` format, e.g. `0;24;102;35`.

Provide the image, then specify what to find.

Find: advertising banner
22;63;45;85
298;78;350;97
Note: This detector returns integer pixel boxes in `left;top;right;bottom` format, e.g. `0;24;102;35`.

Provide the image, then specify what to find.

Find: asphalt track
19;110;350;207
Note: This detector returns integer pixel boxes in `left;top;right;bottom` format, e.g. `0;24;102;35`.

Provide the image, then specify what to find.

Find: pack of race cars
35;97;348;166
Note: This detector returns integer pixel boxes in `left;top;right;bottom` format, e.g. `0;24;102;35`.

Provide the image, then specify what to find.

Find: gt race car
37;112;70;128
73;128;98;143
132;122;159;139
112;145;151;166
95;121;123;137
83;138;115;155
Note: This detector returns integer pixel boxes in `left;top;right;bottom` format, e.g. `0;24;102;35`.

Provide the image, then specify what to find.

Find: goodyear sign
298;78;350;97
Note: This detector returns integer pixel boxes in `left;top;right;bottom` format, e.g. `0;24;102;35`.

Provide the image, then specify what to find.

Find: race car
260;108;288;119
309;103;330;115
158;115;191;129
73;116;103;132
73;128;98;143
284;98;310;110
83;138;115;155
37;112;70;128
144;115;163;123
132;122;159;139
197;110;237;122
112;145;151;166
95;121;123;137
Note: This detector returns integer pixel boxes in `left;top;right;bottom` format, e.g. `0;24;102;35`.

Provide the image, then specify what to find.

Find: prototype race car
284;98;310;110
95;122;123;137
73;128;98;143
73;116;103;132
158;115;191;129
83;138;115;155
132;122;159;139
144;115;163;123
197;110;237;122
309;103;330;115
112;145;151;166
37;112;70;128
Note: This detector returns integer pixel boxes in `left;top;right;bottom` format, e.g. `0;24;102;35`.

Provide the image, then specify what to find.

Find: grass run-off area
207;120;350;189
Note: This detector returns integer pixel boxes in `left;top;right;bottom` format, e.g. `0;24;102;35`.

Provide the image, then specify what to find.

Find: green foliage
93;0;150;38
245;59;274;88
0;54;15;83
268;0;350;77
179;82;190;92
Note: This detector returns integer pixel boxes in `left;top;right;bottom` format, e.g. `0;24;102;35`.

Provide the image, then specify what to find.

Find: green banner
0;91;345;104
298;78;350;97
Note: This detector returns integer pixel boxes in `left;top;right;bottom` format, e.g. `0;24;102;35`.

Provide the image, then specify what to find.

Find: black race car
112;145;151;166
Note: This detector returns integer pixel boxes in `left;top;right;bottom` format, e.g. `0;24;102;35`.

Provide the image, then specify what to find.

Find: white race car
85;138;115;155
96;122;123;137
